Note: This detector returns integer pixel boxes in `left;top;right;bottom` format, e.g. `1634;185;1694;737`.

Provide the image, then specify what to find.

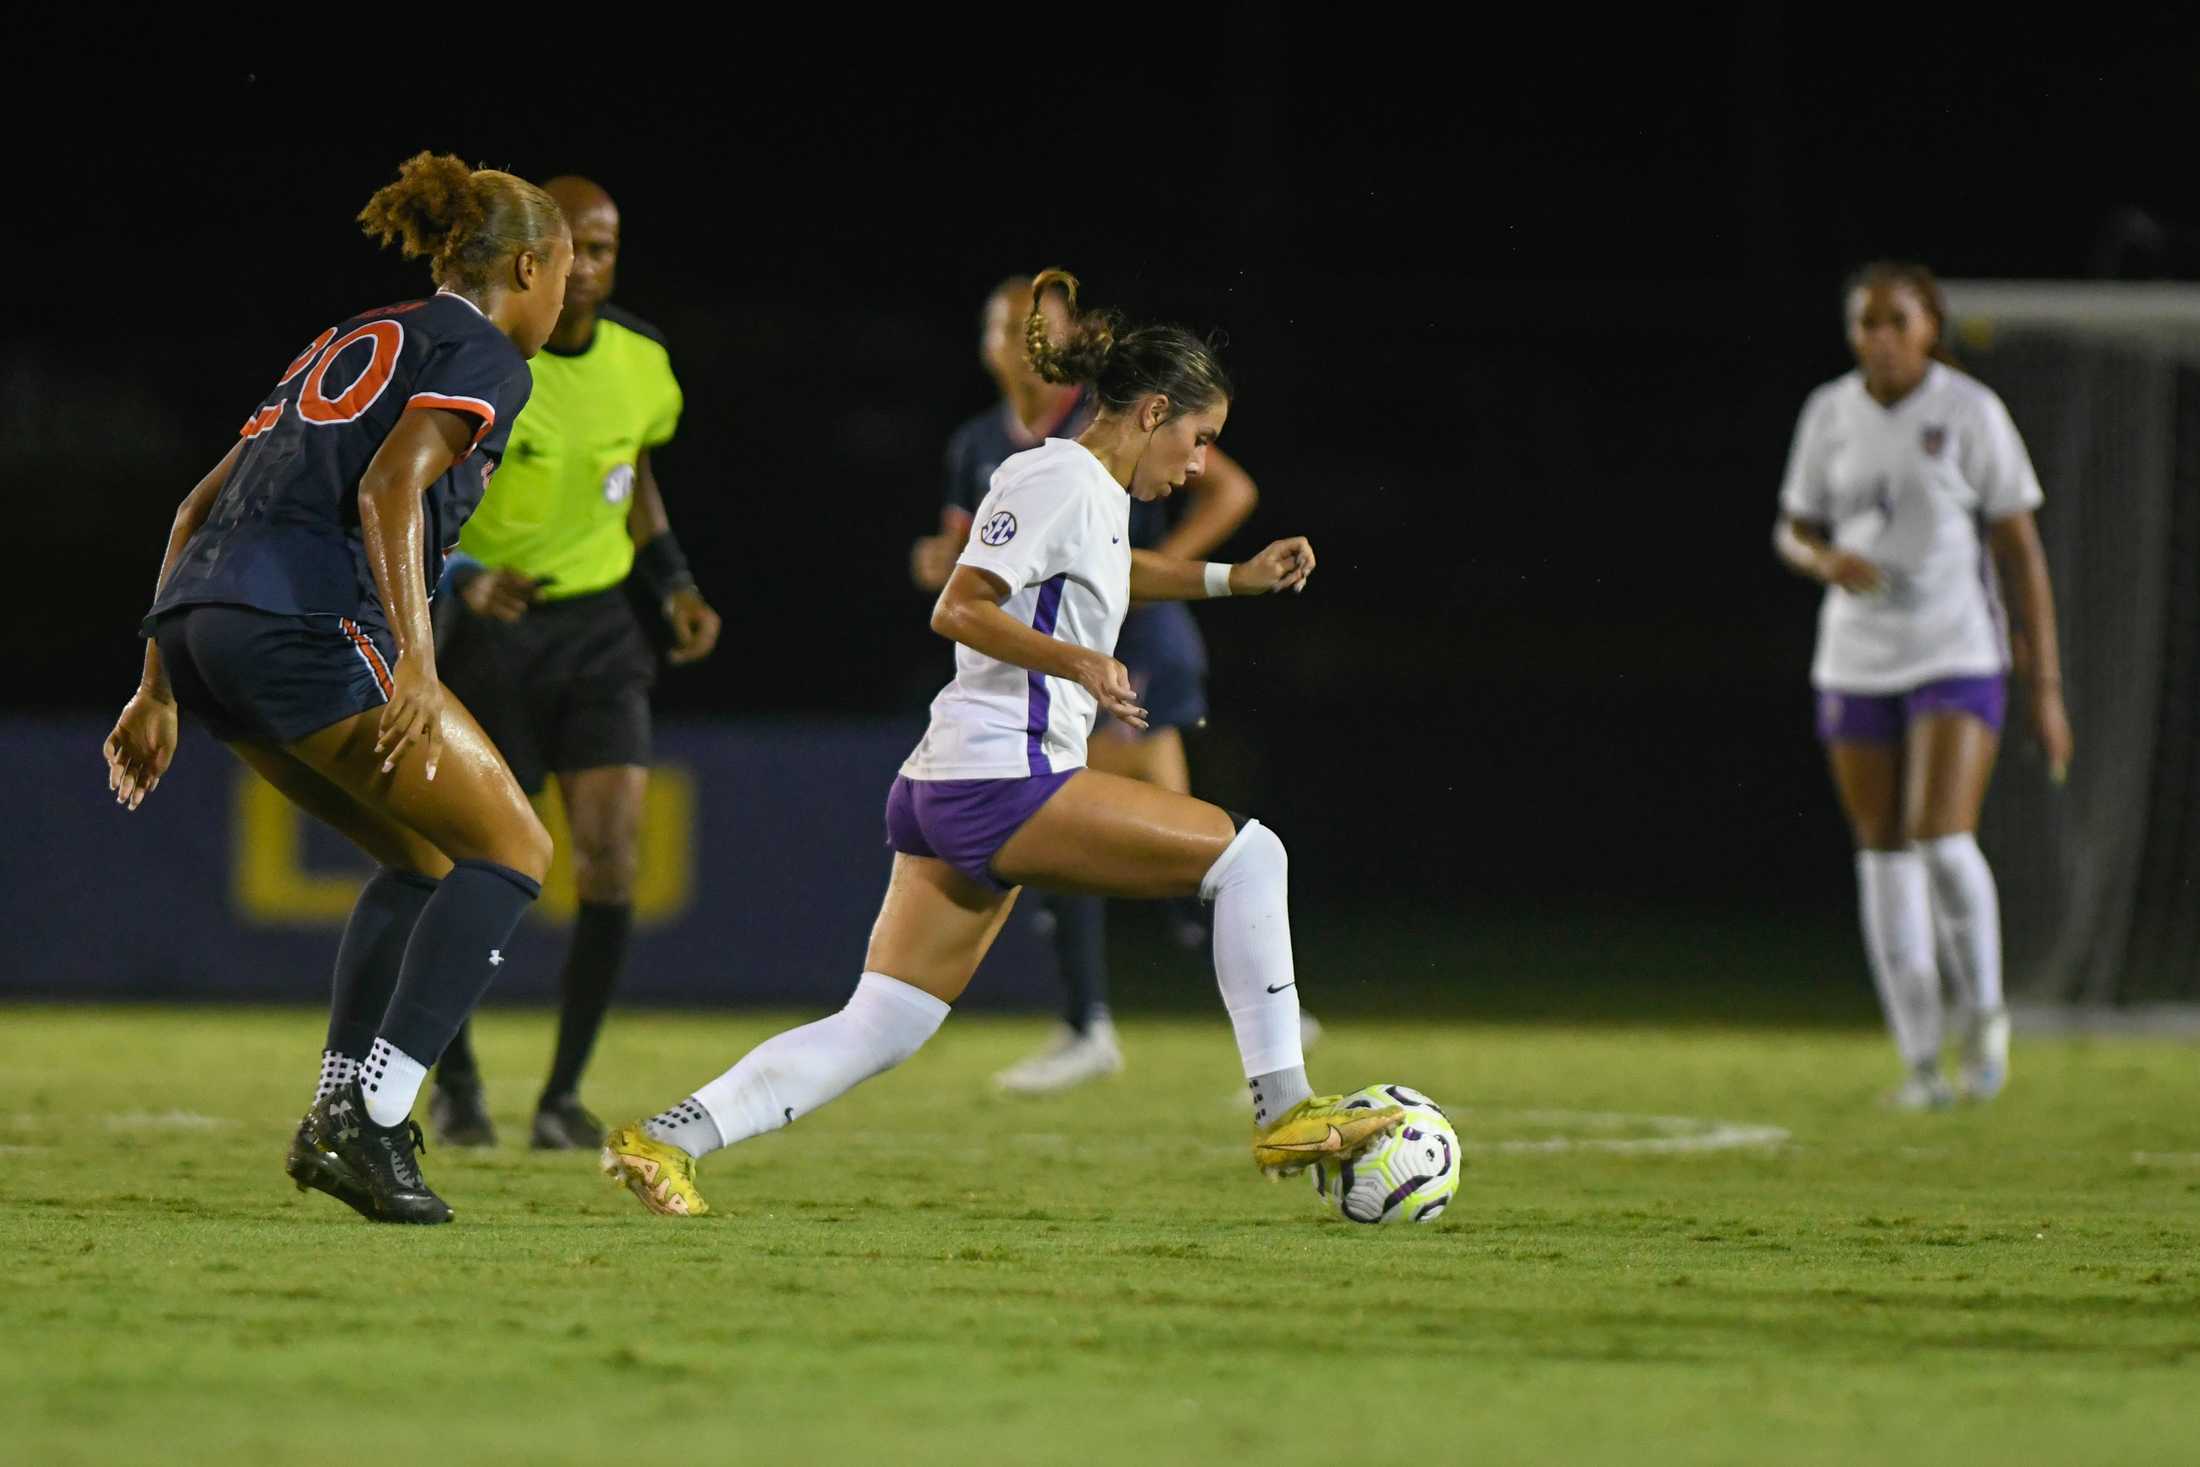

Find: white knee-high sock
1919;833;2003;1012
658;973;949;1159
1857;850;1942;1069
1202;821;1310;1123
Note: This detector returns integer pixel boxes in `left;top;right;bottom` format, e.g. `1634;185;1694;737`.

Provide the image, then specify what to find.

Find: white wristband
1203;562;1234;598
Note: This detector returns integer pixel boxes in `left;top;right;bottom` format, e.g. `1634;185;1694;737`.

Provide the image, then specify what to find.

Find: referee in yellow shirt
429;176;721;1150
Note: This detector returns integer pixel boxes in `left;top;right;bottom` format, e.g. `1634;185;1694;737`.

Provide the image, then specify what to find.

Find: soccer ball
1310;1084;1461;1225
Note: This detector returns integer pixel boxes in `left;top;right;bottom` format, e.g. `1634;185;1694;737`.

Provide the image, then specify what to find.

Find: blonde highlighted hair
357;152;566;294
1024;268;1232;419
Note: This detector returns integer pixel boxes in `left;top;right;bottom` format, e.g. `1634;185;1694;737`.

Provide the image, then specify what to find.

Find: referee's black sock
376;859;541;1078
436;1019;480;1086
542;901;634;1103
326;868;439;1065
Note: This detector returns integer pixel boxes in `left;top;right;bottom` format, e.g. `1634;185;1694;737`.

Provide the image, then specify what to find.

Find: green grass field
4;1003;2199;1465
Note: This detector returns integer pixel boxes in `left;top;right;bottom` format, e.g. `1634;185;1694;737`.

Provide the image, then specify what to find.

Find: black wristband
632;531;696;606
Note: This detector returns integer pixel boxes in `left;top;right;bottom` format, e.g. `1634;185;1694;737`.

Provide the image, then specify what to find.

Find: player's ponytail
1026;268;1233;420
357;152;566;296
1845;259;1958;365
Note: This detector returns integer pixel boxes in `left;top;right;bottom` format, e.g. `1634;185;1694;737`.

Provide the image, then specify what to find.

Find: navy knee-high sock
1049;893;1110;1032
327;868;439;1060
376;859;541;1066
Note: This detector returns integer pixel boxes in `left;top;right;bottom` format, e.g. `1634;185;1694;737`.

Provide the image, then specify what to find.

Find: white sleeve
1965;388;2045;521
1777;388;1832;521
955;464;1084;594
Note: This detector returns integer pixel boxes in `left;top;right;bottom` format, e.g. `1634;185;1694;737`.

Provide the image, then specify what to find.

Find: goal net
1943;282;2200;1003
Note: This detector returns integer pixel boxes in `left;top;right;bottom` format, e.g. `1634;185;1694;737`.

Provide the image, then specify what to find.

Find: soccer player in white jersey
1774;261;2073;1109
600;270;1403;1215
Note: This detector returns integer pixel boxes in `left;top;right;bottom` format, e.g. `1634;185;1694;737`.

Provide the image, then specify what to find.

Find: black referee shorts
437;584;656;795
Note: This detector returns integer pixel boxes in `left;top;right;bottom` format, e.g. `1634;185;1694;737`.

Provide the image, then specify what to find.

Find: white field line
1453;1110;1791;1155
1;1111;240;1133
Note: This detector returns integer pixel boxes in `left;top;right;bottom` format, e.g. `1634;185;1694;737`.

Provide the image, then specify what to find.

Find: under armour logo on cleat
488;950;504;967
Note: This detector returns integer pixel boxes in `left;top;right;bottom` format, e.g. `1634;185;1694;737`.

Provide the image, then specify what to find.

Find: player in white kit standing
600;270;1403;1214
1774;261;2073;1109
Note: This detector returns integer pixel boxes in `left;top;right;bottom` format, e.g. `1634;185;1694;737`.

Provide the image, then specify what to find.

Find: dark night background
8;16;2197;1000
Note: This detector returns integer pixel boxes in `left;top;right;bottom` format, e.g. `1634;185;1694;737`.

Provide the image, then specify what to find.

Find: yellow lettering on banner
231;763;698;928
232;772;361;923
532;765;697;923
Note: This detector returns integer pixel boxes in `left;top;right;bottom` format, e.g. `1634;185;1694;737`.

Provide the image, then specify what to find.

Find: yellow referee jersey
459;305;683;599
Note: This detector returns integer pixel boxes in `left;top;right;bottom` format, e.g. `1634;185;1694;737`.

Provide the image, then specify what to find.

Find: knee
1915;830;1984;890
503;810;555;885
571;833;640;904
1200;817;1286;900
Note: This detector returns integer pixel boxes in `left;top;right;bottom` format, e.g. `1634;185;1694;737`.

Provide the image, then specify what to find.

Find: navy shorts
150;603;395;746
883;770;1079;889
1816;675;2007;743
1103;601;1209;735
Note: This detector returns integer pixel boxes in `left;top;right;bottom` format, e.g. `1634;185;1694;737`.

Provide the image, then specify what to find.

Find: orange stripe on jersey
299;320;404;425
340;618;394;700
406;392;497;459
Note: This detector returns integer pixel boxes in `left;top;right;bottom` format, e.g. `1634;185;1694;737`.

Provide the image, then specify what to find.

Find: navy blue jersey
150;293;532;636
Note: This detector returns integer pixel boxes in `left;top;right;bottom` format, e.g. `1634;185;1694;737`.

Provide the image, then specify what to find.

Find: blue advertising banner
1;718;1061;1010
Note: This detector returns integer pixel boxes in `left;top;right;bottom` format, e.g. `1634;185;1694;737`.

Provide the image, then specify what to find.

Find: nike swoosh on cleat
1268;1125;1346;1154
1266;982;1296;993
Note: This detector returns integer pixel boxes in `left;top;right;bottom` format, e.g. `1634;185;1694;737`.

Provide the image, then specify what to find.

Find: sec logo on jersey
978;510;1017;547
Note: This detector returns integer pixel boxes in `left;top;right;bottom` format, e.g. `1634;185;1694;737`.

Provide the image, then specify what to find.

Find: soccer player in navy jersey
102;153;572;1224
913;276;1316;1095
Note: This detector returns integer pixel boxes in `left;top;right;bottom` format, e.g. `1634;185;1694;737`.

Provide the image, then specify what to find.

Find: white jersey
901;438;1132;780
1779;363;2043;693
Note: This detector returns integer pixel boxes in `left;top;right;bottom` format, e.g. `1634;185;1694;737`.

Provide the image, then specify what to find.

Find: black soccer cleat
531;1092;605;1151
429;1073;497;1149
285;1112;375;1220
311;1082;453;1224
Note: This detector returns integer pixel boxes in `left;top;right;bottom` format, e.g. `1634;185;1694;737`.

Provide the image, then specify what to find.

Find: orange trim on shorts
340;618;394;700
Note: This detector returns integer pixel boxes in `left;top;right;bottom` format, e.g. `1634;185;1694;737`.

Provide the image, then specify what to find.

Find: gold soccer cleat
600;1124;711;1217
1253;1095;1405;1177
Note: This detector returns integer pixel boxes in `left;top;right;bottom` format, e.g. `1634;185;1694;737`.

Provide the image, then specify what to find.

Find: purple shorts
1816;675;2007;744
884;770;1079;889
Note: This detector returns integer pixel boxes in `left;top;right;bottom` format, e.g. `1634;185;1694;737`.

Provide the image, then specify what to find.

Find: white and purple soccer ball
1310;1084;1461;1225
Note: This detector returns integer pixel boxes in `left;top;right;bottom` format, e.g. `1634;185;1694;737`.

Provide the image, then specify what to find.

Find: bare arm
104;443;245;808
931;566;1146;729
1128;537;1317;603
1151;445;1258;561
138;442;244;699
1988;510;2073;777
354;406;473;776
627;448;671;545
1773;516;1883;594
626;449;721;664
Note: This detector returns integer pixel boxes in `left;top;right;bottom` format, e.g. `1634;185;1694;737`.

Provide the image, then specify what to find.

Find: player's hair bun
357;152;565;294
1026;269;1118;387
1024;268;1232;420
